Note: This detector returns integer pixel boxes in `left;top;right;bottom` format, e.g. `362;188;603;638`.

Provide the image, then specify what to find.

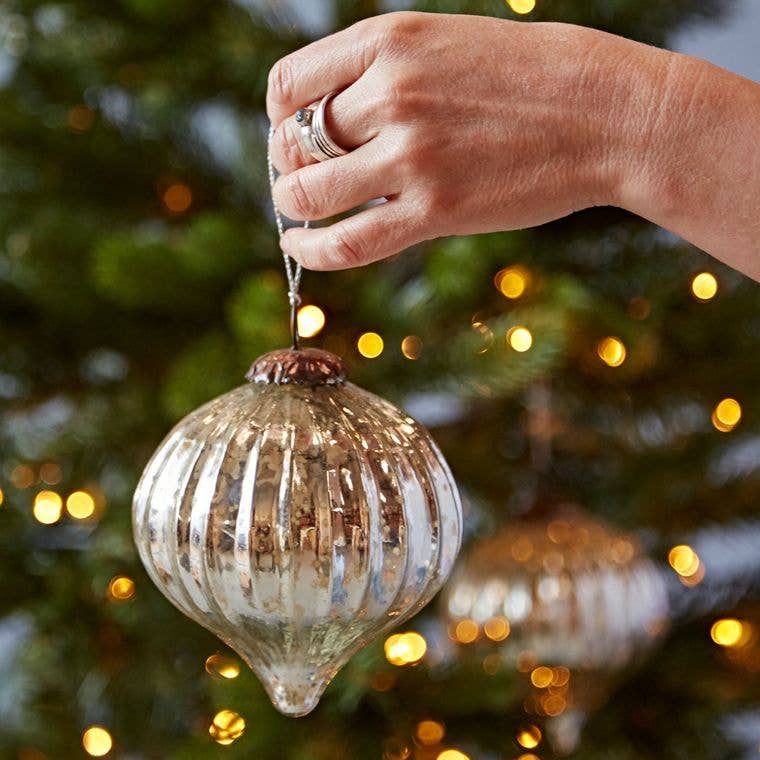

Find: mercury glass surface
133;348;462;717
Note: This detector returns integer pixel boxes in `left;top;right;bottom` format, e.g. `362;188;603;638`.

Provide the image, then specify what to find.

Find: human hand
267;12;648;270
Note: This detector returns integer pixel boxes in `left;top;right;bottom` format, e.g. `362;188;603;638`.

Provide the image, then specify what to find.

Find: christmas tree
1;0;759;758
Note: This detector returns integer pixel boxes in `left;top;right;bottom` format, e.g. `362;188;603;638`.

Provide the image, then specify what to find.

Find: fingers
267;18;381;127
269;73;381;175
280;199;423;271
272;137;399;222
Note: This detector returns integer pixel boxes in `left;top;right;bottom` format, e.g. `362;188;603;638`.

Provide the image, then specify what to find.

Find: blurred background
1;0;759;758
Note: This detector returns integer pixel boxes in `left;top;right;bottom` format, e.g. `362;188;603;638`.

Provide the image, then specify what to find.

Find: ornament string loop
267;124;308;350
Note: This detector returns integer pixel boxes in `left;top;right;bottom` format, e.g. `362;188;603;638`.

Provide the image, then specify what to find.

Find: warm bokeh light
483;616;510;642
209;709;246;745
711;619;752;648
518;756;541;760
508;0;537;14
552;666;571;687
68;104;95;132
82;726;113;757
162;182;193;213
357;331;384;358
66;490;96;519
436;750;469;760
205;654;241;680
507;326;533;352
11;464;36;489
530;666;554;688
108;575;136;602
542;694;567;716
0;487;4;507
712;398;742;432
472;321;494;354
384;632;427;666
401;335;423;360
495;266;530;299
597;336;627;367
516;725;542;749
33;491;63;524
668;545;701;578
416;720;445;746
296;304;326;338
453;619;479;644
691;272;718;301
39;462;62;485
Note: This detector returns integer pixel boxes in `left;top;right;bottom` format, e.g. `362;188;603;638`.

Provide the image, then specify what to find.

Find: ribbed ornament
133;348;462;716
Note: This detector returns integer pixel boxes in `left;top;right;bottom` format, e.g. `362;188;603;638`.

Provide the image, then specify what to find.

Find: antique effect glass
133;348;462;717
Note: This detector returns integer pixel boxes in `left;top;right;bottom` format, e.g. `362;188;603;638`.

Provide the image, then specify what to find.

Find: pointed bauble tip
246;347;347;386
257;663;331;718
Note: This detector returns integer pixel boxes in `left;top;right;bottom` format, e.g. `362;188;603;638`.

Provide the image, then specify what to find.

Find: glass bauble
133;348;462;716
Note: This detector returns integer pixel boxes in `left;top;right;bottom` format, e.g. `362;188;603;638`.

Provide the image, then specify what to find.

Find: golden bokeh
483;616;510;642
66;490;96;519
530;666;554;688
507;326;533;353
518;756;541;760
516;725;542;749
82;726;113;757
552;666;571;687
108;575;136;602
357;332;384;358
508;0;537;14
542;694;567;716
401;335;423;360
296;304;326;338
597;336;626;367
691;272;718;301
495;266;530;299
162;183;193;214
711;619;752;648
668;545;701;578
712;398;742;432
384;632;427;666
11;464;36;489
205;654;240;680
416;720;445;746
0;487;4;507
453;619;479;644
39;462;62;485
209;709;246;745
68;104;95;132
436;750;469;760
33;491;63;524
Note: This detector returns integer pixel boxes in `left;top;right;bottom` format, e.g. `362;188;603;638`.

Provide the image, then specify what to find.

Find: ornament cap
246;347;347;386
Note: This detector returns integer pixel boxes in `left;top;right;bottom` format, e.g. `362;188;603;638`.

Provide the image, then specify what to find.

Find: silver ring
296;91;348;162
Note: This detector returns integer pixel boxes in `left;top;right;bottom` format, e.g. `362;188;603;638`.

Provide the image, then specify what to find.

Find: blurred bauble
442;508;669;754
133;347;462;717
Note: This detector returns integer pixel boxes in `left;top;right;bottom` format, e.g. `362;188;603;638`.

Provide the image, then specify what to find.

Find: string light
516;725;542;749
508;0;536;14
0;487;4;507
711;619;752;648
518;756;540;760
401;335;423;360
108;576;136;602
483;616;510;642
33;491;63;524
209;709;246;745
530;666;554;688
691;272;718;301
162;183;192;214
552;666;571;687
10;464;36;489
712;398;742;432
82;726;113;757
597;336;626;367
507;326;533;352
205;654;240;679
436;751;469;760
67;490;96;519
494;266;530;299
668;545;701;578
416;720;445;746
384;632;427;666
357;332;384;358
452;619;479;644
39;462;62;485
68;105;95;132
296;304;326;338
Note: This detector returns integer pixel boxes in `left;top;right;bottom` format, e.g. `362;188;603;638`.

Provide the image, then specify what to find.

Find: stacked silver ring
296;91;349;162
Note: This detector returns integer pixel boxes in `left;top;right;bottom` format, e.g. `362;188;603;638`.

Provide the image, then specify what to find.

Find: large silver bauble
133;348;462;716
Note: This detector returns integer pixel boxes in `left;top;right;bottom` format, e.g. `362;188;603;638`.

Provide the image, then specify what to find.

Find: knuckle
268;56;295;108
383;11;423;40
286;171;318;219
326;228;367;268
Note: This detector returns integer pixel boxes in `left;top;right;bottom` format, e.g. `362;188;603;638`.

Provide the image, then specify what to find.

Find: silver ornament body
133;348;462;716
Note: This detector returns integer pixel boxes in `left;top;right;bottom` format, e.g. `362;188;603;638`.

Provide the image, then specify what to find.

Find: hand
268;11;760;279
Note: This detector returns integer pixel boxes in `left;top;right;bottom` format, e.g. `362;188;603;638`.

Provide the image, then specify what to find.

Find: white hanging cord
267;123;309;349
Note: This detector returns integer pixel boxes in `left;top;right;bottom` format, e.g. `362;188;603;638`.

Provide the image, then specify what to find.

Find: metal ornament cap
133;347;463;717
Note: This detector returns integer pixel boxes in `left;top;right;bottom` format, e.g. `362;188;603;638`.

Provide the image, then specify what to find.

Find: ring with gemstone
296;91;348;162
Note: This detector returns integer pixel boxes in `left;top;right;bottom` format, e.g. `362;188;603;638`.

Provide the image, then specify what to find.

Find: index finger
266;18;380;126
